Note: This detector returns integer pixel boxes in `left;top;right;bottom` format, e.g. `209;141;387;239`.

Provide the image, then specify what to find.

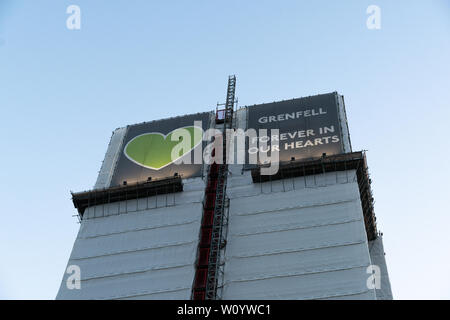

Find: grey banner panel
110;112;211;186
247;92;344;163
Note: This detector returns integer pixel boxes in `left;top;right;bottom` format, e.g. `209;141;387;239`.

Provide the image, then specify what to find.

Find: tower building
57;77;392;300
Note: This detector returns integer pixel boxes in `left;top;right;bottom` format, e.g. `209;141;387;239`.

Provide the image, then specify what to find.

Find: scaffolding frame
71;176;183;219
251;151;378;241
192;75;236;300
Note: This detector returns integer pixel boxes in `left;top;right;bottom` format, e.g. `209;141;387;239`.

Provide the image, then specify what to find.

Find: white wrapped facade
57;93;392;300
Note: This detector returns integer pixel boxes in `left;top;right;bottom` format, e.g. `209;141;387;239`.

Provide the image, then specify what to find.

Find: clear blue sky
0;0;449;299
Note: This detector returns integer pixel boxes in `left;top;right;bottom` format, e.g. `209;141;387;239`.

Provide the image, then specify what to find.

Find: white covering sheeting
82;179;204;220
336;93;352;153
58;107;391;299
116;289;192;300
56;177;205;300
94;127;127;190
222;167;376;300
369;236;393;300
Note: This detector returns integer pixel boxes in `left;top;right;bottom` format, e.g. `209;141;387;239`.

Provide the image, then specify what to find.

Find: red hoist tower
192;75;236;300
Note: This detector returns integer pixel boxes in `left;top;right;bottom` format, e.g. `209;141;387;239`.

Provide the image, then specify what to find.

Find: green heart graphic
124;126;203;170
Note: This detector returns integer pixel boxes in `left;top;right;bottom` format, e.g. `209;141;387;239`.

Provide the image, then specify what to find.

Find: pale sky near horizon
0;0;449;299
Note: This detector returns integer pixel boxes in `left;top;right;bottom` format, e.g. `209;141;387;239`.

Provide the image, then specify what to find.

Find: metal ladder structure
192;75;236;300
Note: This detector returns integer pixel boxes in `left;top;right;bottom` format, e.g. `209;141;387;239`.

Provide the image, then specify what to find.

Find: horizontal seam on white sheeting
231;217;362;237
223;288;373;301
227;181;357;200
78;218;201;239
289;288;373;300
83;201;203;221
314;289;374;300
79;263;193;281
224;263;370;284
232;198;359;217
71;240;197;260
101;286;192;300
228;173;355;188
227;240;366;259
